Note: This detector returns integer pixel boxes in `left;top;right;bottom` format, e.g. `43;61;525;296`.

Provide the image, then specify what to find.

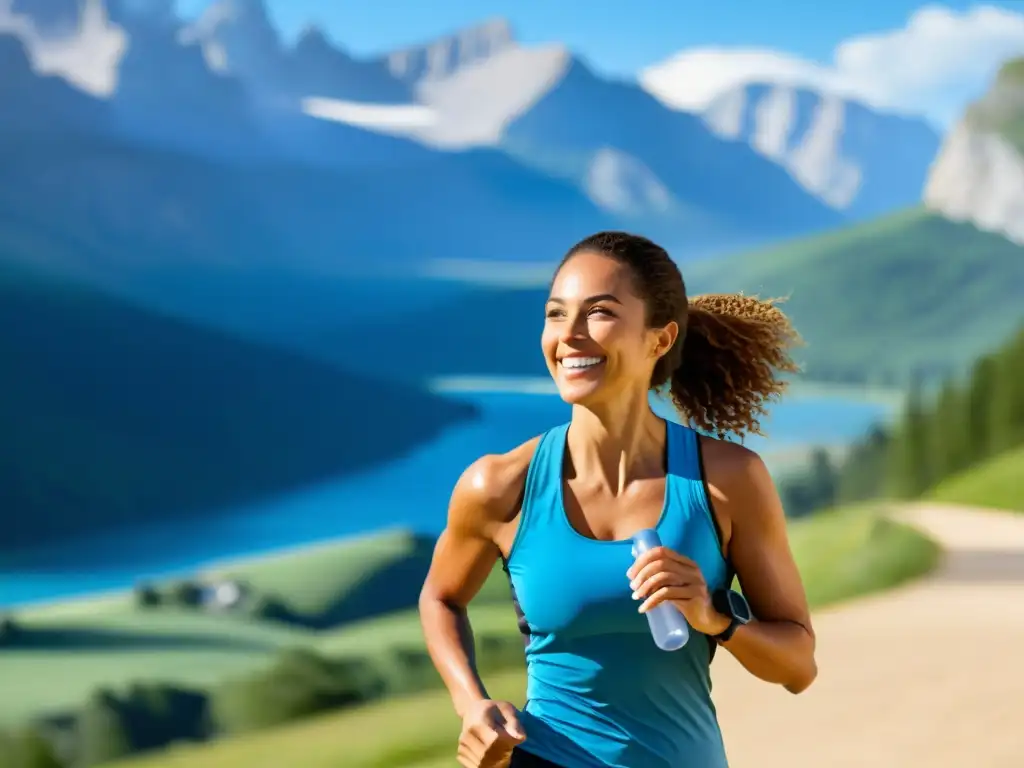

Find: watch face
727;591;752;623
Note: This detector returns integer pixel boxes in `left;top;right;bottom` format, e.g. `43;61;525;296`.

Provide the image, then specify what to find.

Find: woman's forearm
419;592;489;716
718;618;817;693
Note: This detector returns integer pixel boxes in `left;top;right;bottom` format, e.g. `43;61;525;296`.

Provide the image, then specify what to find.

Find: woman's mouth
559;356;606;375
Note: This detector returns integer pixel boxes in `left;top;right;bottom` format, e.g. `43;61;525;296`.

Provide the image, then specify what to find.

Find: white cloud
640;4;1024;126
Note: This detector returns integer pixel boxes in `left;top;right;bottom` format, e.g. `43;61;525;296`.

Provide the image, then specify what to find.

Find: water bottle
631;528;690;651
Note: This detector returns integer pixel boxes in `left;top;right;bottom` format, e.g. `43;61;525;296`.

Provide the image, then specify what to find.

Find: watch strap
712;617;741;643
711;588;744;643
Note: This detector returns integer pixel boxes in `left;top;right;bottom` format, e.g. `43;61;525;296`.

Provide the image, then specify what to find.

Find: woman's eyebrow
546;293;623;305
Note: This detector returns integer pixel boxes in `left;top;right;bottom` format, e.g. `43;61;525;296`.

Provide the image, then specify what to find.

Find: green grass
0;600;516;728
929;446;1024;512
314;602;518;659
0;606;304;727
97;504;940;768
203;528;515;625
204;532;424;617
685;208;1024;384
100;669;529;768
0;530;517;727
789;506;941;608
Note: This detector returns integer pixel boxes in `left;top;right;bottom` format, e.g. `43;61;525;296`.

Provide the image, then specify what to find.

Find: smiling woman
419;231;812;768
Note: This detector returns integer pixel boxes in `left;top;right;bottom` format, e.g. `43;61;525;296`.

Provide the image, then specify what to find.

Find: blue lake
0;389;894;607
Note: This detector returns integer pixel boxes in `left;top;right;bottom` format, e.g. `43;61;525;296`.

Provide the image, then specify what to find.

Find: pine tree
988;329;1024;454
836;425;891;503
886;376;933;497
929;379;970;479
966;354;998;463
807;448;838;510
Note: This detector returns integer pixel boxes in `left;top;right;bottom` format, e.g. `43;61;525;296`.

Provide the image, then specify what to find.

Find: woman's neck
568;390;666;496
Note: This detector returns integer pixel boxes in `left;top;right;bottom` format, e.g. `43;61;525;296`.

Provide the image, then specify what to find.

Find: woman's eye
589;306;614;317
545;308;565;319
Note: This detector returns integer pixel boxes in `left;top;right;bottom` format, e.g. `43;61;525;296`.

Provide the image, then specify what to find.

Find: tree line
781;325;1024;515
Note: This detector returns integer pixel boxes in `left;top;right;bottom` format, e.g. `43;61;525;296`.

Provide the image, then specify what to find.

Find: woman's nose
560;312;588;342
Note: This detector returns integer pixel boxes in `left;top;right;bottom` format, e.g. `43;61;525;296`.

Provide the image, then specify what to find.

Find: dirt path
712;503;1024;768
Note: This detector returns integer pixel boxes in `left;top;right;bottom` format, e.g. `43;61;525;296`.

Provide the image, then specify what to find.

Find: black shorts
510;747;563;768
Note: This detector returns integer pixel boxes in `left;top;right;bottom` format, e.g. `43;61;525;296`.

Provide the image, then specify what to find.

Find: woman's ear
651;320;679;360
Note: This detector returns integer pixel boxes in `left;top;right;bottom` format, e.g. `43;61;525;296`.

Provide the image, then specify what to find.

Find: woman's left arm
705;442;817;693
628;442;817;693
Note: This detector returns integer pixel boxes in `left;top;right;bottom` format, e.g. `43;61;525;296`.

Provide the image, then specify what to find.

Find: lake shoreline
429;376;905;408
13;527;422;619
3;383;898;612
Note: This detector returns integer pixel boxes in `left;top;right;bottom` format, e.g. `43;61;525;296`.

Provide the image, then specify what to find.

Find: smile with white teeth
560;356;605;370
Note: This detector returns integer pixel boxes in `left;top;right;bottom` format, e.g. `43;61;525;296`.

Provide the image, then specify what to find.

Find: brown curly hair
558;232;801;439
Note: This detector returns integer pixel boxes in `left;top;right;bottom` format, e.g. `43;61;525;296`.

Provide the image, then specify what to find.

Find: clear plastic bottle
631;528;690;651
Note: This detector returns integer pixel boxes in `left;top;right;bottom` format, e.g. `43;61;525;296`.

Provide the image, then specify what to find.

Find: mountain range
0;0;1011;378
0;0;945;324
308;59;1024;388
694;82;941;221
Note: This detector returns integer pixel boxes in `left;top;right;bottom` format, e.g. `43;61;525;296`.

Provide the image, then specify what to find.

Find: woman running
419;231;817;768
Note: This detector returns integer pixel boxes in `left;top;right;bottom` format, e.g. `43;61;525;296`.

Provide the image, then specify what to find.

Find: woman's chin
556;381;604;406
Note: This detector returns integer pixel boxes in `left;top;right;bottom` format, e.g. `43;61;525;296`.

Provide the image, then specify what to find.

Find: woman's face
542;251;676;406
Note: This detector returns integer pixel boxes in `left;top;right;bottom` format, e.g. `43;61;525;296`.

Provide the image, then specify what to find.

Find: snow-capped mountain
698;82;940;219
0;0;941;293
641;71;941;219
377;18;567;147
300;18;843;254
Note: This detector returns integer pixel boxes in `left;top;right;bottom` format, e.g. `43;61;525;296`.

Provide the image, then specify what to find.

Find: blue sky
175;0;1021;78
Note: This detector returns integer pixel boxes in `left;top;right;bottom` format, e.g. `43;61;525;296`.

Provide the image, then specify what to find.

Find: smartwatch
711;588;752;642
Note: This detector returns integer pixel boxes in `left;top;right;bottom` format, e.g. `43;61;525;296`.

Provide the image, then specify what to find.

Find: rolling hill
308;209;1024;387
0;259;477;558
685;208;1024;383
930;445;1024;512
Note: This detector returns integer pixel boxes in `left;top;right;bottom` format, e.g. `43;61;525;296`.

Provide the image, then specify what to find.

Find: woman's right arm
418;446;531;716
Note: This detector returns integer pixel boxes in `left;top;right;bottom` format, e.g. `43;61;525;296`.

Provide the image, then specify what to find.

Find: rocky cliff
924;58;1024;244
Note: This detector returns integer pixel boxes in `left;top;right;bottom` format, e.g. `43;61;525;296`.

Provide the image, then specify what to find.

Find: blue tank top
503;420;731;768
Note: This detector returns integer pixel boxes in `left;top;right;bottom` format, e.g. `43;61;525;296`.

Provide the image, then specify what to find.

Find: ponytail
667;294;801;439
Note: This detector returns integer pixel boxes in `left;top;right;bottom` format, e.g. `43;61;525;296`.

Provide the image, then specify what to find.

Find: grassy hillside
789;505;940;607
929;446;1024;512
0;262;477;555
317;209;1024;387
95;504;939;768
685;208;1024;384
202;529;514;628
0;529;514;726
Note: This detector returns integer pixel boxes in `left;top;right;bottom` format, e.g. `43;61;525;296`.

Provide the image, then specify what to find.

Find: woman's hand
457;698;527;767
627;546;730;637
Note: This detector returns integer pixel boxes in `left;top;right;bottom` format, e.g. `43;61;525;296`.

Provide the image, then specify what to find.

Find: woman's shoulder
700;434;778;528
448;435;544;532
697;433;772;495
